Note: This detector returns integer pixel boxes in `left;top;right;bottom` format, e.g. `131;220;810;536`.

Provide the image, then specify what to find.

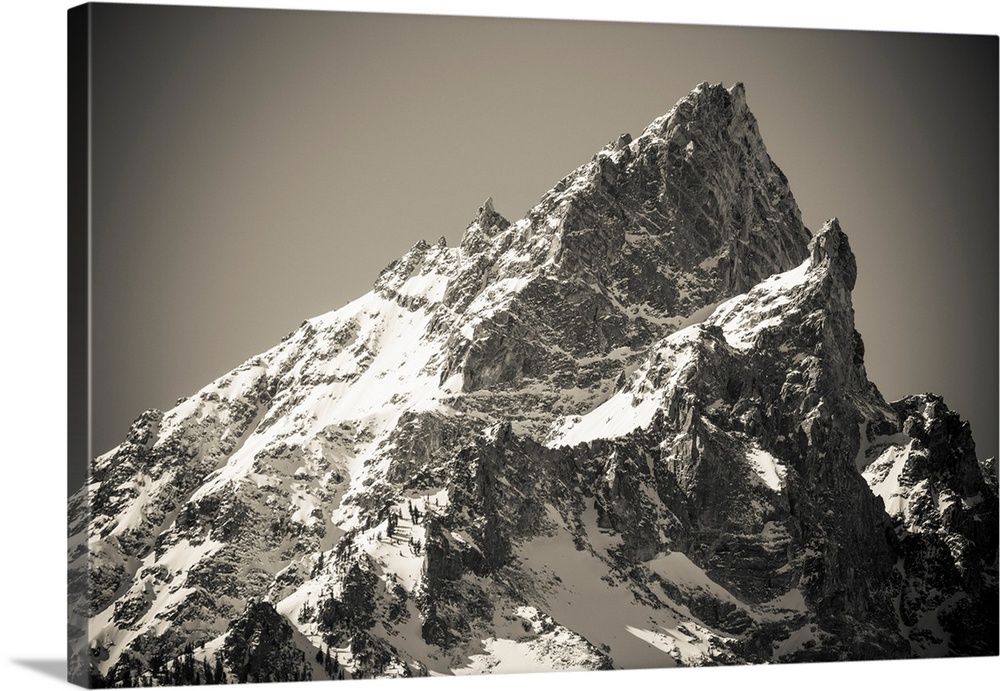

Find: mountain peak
642;81;755;140
460;196;510;254
690;79;744;101
808;217;857;290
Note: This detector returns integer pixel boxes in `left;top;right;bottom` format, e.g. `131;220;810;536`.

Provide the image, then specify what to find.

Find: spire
809;218;857;291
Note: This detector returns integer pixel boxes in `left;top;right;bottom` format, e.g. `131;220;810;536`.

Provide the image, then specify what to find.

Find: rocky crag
68;82;997;687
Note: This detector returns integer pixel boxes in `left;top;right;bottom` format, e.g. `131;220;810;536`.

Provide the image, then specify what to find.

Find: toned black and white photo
66;3;997;688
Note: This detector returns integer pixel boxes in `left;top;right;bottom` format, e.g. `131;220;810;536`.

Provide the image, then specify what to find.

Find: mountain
68;82;997;687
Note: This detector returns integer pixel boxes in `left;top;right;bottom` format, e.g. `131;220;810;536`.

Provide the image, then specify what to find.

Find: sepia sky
83;3;997;489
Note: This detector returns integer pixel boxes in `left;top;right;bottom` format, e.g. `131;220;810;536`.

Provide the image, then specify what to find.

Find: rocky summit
69;82;997;687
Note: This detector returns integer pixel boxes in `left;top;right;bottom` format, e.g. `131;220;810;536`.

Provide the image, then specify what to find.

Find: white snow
746;445;786;491
511;506;734;669
396;267;450;303
546;330;701;447
673;299;723;330
863;441;913;517
91;537;225;671
453;607;599;676
760;587;809;618
773;623;821;659
546;253;820;449
708;261;810;349
623;624;722;665
547;386;661;447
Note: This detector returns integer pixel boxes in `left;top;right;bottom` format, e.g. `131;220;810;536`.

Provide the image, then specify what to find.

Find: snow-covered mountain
69;82;997;687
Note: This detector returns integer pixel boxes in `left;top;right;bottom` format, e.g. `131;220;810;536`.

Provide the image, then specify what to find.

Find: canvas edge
68;2;93;687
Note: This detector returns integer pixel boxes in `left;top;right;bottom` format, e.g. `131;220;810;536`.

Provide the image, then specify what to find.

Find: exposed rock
223;600;311;683
861;393;998;656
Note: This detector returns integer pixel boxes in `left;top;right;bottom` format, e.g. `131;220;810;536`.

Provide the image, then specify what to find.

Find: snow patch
863;441;914;517
746;445;786;491
646;552;743;608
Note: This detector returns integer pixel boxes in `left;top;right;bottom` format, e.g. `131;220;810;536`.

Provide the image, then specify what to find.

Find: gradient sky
82;3;997;490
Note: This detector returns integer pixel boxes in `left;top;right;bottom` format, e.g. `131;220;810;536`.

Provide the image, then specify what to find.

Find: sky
82;4;997;486
1;2;997;690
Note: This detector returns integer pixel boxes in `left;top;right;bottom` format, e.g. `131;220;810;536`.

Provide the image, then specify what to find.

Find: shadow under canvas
12;658;66;682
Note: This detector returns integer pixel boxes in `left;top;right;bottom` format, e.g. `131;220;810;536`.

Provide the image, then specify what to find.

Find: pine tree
182;643;196;684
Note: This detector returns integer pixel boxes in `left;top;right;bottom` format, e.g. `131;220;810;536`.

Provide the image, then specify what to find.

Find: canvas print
68;3;998;687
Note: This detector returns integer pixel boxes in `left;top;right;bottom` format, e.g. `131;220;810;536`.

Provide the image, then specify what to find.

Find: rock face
69;82;997;686
862;393;998;656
